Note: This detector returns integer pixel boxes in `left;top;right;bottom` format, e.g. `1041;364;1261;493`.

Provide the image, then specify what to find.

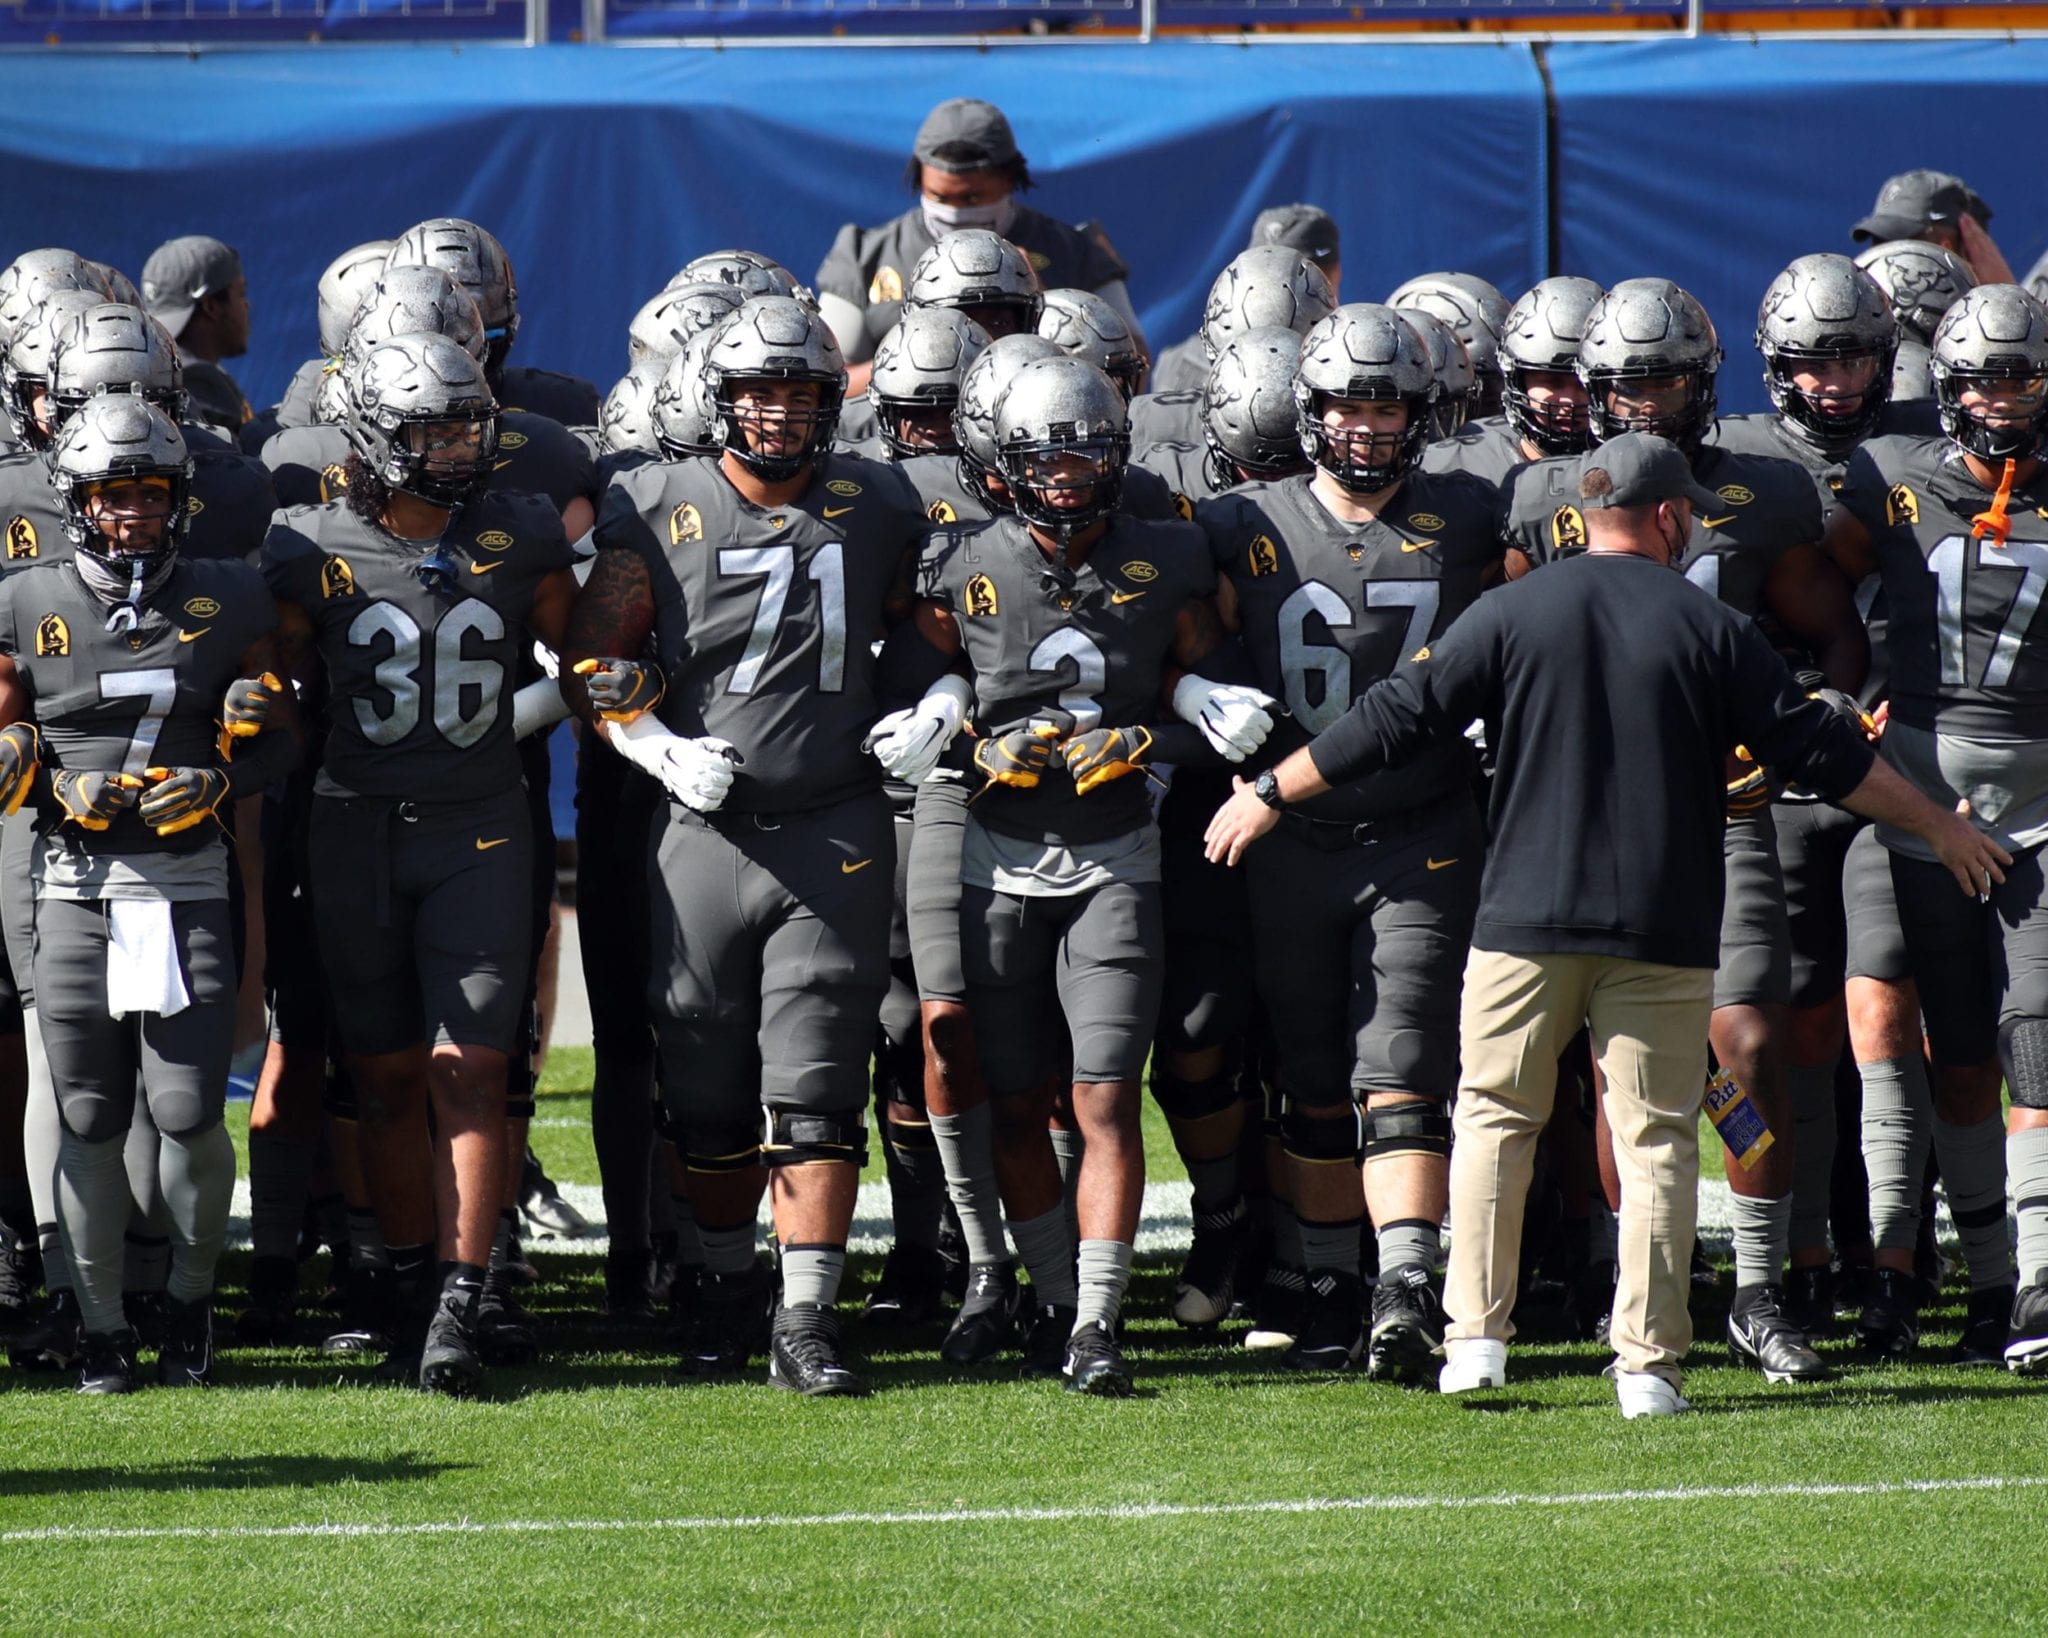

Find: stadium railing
0;0;543;46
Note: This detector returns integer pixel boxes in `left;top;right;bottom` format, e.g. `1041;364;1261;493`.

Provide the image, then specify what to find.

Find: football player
1427;277;1603;485
240;240;392;456
1857;240;1975;406
1135;328;1309;505
1148;206;1342;395
1390;273;1512;420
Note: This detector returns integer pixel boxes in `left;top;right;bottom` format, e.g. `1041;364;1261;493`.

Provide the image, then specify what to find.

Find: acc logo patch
185;496;205;518
319;463;350;500
475;530;514;552
5;517;37;560
1247;534;1279;577
183;596;221;620
1886;484;1919;527
1407;512;1445;532
927;498;957;524
320;556;356;600
33;613;68;658
869;267;904;305
1716;484;1754;506
1026;250;1051;273
964;574;999;618
669;503;704;545
827;479;862;498
497;431;528;451
1550;505;1587;553
1120;560;1159;583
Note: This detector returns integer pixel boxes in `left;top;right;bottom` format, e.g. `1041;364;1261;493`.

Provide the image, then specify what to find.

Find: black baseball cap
1250;205;1340;268
140;235;242;337
1852;169;1992;245
913;99;1021;175
1573;433;1722;513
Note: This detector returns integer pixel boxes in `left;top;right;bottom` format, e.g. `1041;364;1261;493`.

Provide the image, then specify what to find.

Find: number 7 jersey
1839;435;2048;740
592;452;927;815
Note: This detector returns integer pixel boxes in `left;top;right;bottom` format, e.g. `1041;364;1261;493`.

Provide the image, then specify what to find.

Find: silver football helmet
905;231;1043;339
387;218;519;366
1929;284;2048;462
1399;307;1476;440
0;248;102;350
1857;239;1976;346
600;363;664;460
1203;326;1307;487
343;333;500;507
49;395;193;576
1501;276;1603;456
341;267;488;380
48;303;186;433
1293;304;1437;493
629;282;746;368
869;307;990;460
992;356;1130;540
1576;278;1722;451
3;289;107;450
1756;254;1898;454
700;297;847;481
1390;272;1511;414
316;240;394;360
669;251;806;304
1038;288;1144;401
1200;246;1336;366
648;333;722;461
953;332;1063;507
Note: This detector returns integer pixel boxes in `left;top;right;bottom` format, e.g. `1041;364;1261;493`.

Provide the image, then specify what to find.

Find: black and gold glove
139;767;230;836
1061;725;1156;795
52;769;144;832
1725;747;1770;820
972;723;1064;790
572;657;666;724
0;722;39;817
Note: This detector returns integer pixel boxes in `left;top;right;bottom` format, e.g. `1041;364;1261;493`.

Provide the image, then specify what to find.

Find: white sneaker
1614;1369;1692;1419
1437;1338;1507;1394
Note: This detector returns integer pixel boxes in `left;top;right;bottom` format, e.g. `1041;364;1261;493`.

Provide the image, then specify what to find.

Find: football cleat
369;1275;432;1386
323;1265;392;1357
233;1254;299;1346
1020;1301;1079;1380
0;1223;34;1336
1367;1264;1445;1382
2003;1273;2048;1376
12;1289;83;1371
1955;1281;2016;1367
1244;1263;1306;1351
475;1280;539;1367
1063;1321;1134;1397
1728;1285;1832;1383
863;1242;949;1328
125;1290;167;1349
1854;1267;1922;1360
936;1207;970;1304
77;1327;142;1396
1282;1269;1365;1372
1783;1265;1836;1338
942;1261;1023;1365
769;1302;868;1397
679;1261;773;1378
1613;1368;1691;1419
604;1246;659;1325
157;1296;215;1388
1173;1197;1249;1328
419;1285;485;1398
520;1149;592;1240
1438;1337;1507;1394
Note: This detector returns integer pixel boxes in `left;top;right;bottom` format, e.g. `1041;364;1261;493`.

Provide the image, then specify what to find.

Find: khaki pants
1445;948;1713;1383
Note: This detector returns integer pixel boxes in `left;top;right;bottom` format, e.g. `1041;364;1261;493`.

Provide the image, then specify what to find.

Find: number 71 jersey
261;490;575;801
593;452;927;815
1840;435;2048;739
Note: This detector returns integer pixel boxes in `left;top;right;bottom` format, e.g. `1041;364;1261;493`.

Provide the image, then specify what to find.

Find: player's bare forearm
1769;544;1869;694
0;652;25;729
912;598;963;661
527;565;581;654
1161;595;1226;707
562;548;655;723
237;634;301;744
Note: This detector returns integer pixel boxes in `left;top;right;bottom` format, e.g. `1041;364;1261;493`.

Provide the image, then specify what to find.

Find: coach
1205;432;2007;1418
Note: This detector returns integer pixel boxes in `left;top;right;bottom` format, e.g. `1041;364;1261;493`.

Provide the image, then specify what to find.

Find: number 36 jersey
593;452;926;816
1839;436;2048;740
1198;470;1501;822
261;490;574;801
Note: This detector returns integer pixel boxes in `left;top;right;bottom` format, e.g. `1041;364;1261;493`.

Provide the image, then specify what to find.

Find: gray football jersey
0;557;276;856
261;411;595;516
1422;416;1528;487
261;490;573;801
1134;439;1229;505
239;355;330;455
1130;390;1204;454
1199;470;1499;822
0;434;278;572
921;512;1214;846
1147;335;1207;395
593;451;925;815
1707;404;1944;524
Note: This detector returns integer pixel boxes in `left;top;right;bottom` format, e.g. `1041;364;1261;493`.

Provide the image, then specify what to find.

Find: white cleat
1437;1338;1507;1394
1614;1369;1693;1419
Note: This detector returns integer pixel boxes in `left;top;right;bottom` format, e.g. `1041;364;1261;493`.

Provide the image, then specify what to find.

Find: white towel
105;899;190;1019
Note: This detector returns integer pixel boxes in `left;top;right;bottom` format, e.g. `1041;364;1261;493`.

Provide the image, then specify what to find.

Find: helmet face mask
1501;276;1603;455
872;307;990;459
1576;279;1722;452
992;357;1130;542
345;333;500;510
1930;286;2048;462
906;232;1044;341
1756;255;1898;455
702;298;847;482
1294;305;1436;493
951;332;1063;510
4;290;105;450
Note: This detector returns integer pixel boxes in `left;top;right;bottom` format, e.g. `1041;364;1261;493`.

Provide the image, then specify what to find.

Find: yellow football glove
572;657;666;724
139;767;230;836
972;723;1064;790
1725;746;1771;820
0;722;40;817
52;769;144;832
1061;725;1156;795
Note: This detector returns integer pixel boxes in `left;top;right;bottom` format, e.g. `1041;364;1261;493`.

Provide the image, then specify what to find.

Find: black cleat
233;1255;299;1347
1020;1301;1078;1380
1173;1197;1249;1329
1283;1269;1365;1373
1063;1321;1133;1397
157;1297;215;1388
1783;1265;1836;1339
769;1302;867;1396
475;1281;539;1367
2004;1273;2048;1377
1955;1281;2016;1367
679;1262;773;1378
1855;1267;1922;1361
519;1149;591;1242
125;1291;167;1349
12;1289;83;1372
323;1265;392;1357
77;1327;141;1396
1367;1265;1444;1382
1245;1264;1306;1351
369;1275;431;1386
863;1242;948;1328
419;1285;485;1398
942;1262;1023;1365
0;1225;34;1338
1728;1284;1832;1383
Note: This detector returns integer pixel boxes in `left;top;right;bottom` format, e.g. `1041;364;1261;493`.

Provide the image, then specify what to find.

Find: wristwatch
1253;769;1286;811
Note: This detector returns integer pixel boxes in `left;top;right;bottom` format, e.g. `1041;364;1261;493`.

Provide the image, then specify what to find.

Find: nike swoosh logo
1699;514;1736;529
470;562;502;575
840;858;872;874
476;837;510;851
1110;590;1146;605
178;627;209;643
1426;857;1459;871
823;506;854;519
493;459;513;471
1400;539;1436;553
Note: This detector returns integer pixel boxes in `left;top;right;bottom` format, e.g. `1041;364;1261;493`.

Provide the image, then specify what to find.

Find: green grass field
3;1046;2046;1634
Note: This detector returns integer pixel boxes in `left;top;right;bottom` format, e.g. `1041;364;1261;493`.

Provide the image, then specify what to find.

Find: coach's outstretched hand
1204;774;1283;866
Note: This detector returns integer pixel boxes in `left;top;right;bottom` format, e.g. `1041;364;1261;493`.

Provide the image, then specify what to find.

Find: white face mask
922;195;1016;240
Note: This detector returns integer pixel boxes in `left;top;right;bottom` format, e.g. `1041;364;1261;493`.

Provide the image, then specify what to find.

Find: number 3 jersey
260;490;573;802
0;556;277;859
592;452;927;816
1198;470;1500;822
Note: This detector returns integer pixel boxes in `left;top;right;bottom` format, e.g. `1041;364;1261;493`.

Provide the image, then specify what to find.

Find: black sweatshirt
1307;553;1876;968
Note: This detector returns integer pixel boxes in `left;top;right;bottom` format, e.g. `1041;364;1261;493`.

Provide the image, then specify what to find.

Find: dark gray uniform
179;352;251;437
921;512;1212;1094
1422;416;1529;487
1130;390;1203;455
259;411;596;518
497;365;602;432
0;557;277;1141
899;450;1184;532
0;436;278;570
1201;472;1495;1108
261;491;572;1055
240;356;330;456
816;207;1127;365
1146;335;1206;396
1502;442;1825;1010
592;452;923;1158
1134;439;1229;506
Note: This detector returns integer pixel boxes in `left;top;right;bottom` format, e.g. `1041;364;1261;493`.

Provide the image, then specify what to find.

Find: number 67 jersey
592;452;927;816
260;490;575;800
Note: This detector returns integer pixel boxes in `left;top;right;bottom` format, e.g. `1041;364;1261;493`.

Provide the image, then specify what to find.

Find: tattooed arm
560;547;656;727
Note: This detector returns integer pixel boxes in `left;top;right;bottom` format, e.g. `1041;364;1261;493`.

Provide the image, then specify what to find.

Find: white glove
530;640;560;681
866;675;972;784
604;715;740;813
1172;674;1278;763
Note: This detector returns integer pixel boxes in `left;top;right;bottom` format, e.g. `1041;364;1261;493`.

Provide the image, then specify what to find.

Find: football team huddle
0;97;2044;1406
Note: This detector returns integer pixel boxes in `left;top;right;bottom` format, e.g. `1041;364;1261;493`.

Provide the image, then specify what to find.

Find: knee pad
763;1106;868;1169
145;1089;223;1142
681;1121;763;1175
1150;1068;1242;1123
55;1087;131;1147
1999;1018;2048;1110
1362;1099;1452;1161
1281;1100;1359;1166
